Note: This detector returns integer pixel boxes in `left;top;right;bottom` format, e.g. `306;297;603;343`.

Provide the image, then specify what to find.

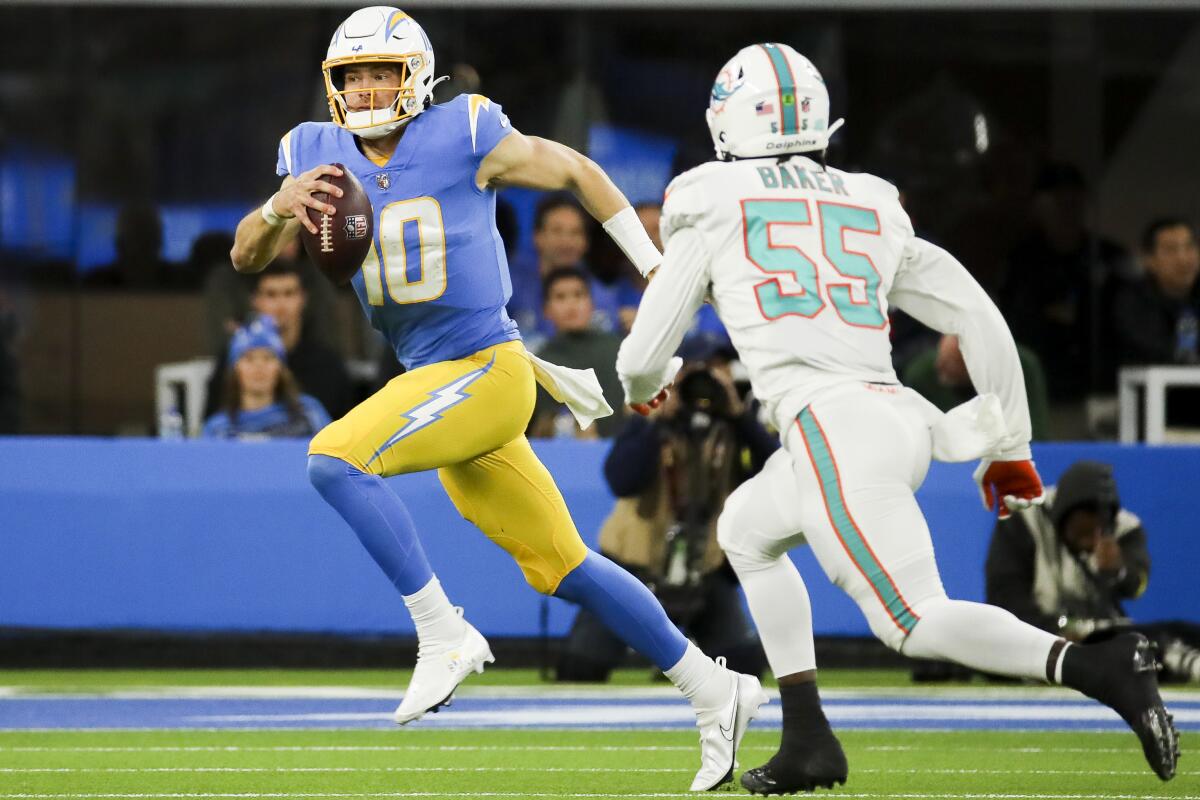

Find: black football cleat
739;732;848;795
1072;633;1180;781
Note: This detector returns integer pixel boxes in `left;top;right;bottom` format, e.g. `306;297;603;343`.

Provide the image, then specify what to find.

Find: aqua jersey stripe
760;44;799;136
797;408;920;634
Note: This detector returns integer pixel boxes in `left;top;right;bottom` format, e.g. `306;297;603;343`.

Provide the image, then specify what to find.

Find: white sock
1052;642;1070;684
402;577;463;651
727;549;816;677
901;598;1059;681
665;642;731;709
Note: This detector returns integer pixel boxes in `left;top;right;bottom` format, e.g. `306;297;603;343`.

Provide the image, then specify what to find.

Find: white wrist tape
260;193;287;226
602;206;661;278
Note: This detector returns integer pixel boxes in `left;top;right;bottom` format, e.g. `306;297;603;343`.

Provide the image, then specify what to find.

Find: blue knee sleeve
554;551;688;671
307;454;433;596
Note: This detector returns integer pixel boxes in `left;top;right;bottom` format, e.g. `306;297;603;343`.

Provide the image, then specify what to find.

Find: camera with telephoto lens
652;365;740;626
668;366;733;437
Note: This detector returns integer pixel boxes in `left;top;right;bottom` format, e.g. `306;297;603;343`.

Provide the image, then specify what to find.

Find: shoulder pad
664;160;724;200
661;162;725;244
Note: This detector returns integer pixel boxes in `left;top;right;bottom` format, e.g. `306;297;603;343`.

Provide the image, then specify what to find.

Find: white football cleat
689;661;769;791
393;613;494;725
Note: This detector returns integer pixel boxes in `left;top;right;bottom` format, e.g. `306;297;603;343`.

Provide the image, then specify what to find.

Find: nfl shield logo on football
376;173;391;191
343;215;368;241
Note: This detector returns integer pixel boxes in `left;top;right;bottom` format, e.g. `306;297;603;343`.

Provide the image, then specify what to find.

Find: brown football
298;164;374;286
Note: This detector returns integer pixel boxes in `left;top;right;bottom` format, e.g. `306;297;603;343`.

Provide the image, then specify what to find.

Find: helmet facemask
323;53;428;139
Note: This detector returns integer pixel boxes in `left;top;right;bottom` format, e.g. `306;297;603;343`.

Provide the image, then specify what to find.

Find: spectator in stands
556;332;774;681
0;290;19;434
528;267;624;438
204;261;352;421
986;460;1200;683
1111;219;1200;429
507;194;590;341
83;204;182;290
196;231;255;353
1002;163;1130;411
508;194;636;343
203;234;338;358
202;316;330;439
1111;219;1200;367
903;334;1051;440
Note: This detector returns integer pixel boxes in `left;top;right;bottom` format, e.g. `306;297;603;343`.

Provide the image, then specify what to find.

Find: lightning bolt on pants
307;341;588;595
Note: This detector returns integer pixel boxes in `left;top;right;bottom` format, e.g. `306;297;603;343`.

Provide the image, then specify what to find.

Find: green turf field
0;728;1191;799
0;669;1192;799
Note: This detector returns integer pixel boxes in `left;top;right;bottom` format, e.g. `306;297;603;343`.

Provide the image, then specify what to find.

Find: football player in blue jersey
228;6;764;790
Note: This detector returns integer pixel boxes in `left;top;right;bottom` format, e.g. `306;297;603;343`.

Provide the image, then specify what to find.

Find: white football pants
718;382;1058;681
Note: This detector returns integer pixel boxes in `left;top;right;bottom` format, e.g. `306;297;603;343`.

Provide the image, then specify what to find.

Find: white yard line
0;685;1195;702
866;745;1136;753
0;767;1181;777
0;745;699;753
0;793;1196;800
0;725;1161;733
0;742;1147;753
180;702;1200;726
0;767;684;774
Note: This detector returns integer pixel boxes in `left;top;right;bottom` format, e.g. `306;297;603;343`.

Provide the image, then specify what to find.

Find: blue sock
307;454;433;596
554;551;688;671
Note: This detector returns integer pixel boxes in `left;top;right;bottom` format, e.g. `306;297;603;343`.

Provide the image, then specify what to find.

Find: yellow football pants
308;341;588;594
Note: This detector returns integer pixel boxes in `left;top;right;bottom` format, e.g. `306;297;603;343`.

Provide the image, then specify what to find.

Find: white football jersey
618;153;1032;454
660;155;911;424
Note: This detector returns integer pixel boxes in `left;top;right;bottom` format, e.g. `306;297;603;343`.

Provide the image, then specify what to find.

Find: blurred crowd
0;163;1197;442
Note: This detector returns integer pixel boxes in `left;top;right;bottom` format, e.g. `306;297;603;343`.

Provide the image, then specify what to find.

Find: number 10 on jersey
362;197;448;305
743;198;886;328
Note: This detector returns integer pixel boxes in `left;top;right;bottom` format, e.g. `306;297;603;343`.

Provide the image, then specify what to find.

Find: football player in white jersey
617;43;1179;794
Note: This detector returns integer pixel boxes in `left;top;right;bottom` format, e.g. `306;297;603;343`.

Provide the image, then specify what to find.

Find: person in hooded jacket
986;459;1200;682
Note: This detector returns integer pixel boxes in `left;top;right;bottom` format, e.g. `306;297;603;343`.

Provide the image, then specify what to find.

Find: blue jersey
277;94;520;370
202;395;331;440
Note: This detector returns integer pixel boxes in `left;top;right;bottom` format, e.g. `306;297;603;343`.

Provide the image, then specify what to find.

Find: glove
621;357;682;418
973;459;1045;519
630;387;670;417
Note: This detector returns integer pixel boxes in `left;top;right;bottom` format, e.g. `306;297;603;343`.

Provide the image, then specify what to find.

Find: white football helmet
705;43;844;161
322;6;440;139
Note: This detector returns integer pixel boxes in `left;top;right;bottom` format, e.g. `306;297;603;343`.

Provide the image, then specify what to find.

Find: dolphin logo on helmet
322;6;446;140
710;65;746;114
705;43;844;161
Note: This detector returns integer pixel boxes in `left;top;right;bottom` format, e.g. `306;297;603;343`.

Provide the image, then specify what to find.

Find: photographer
986;460;1200;682
555;333;776;681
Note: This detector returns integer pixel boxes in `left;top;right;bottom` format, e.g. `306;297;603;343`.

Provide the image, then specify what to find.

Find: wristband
602;206;661;278
990;445;1033;462
260;193;287;226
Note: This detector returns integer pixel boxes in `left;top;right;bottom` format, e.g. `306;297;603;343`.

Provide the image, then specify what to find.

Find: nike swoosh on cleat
718;682;740;741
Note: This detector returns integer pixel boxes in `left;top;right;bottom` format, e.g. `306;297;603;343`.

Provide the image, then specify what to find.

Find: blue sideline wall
0;438;1196;638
